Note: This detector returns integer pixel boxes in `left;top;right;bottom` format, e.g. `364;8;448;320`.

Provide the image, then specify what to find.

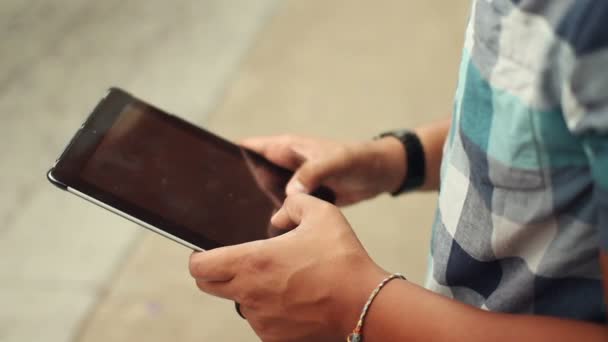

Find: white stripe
463;1;477;53
491;212;556;273
564;49;608;134
439;163;470;238
489;6;576;111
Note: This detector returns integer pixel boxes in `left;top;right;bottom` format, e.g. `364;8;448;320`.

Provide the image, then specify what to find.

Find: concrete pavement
0;1;278;341
1;1;470;341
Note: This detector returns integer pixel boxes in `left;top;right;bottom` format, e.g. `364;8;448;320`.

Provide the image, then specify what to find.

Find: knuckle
317;200;337;215
287;192;306;206
236;289;263;309
301;162;326;184
245;253;273;274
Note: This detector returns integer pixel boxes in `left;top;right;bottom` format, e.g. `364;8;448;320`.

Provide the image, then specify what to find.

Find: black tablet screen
75;97;288;248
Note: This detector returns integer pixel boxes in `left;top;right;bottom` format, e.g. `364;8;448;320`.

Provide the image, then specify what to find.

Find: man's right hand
241;135;407;206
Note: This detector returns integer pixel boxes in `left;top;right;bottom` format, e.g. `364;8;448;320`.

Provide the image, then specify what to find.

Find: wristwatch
376;130;426;195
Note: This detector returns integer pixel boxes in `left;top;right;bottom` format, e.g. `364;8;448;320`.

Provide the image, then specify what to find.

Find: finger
239;136;273;153
195;278;236;300
189;241;264;281
240;136;306;170
286;156;345;195
269;213;298;233
271;193;327;228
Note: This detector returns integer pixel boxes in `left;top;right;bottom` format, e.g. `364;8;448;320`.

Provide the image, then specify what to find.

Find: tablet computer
48;88;334;251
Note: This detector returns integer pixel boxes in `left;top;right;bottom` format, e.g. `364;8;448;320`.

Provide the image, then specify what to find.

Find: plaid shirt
426;0;608;323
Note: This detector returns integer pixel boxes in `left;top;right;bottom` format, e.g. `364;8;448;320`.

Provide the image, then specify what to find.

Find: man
189;1;608;340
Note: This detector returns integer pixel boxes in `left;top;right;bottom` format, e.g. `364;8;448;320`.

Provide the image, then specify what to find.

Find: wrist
369;137;407;194
331;261;390;338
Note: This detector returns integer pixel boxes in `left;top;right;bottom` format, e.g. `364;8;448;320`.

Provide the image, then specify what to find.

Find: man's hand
241;135;406;206
189;194;388;342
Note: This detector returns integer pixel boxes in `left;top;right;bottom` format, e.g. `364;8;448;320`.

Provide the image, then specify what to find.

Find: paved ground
1;1;469;341
0;1;277;341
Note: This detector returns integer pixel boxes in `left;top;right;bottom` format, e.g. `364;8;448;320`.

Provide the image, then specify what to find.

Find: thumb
270;193;323;229
286;157;343;195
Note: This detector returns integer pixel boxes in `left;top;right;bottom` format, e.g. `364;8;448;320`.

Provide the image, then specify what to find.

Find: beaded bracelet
346;273;406;342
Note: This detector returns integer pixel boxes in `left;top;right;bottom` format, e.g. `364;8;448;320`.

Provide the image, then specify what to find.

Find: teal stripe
459;53;492;155
582;136;608;189
458;50;589;171
533;110;589;170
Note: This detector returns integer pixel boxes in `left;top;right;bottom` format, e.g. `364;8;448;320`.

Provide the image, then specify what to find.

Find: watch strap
378;130;426;195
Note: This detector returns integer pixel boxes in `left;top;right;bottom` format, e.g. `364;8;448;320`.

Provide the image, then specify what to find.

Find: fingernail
287;180;308;194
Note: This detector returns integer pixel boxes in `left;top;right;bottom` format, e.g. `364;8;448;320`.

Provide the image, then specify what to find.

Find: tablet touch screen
69;95;288;249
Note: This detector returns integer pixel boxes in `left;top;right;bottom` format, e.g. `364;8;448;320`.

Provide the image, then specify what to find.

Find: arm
350;253;608;341
241;117;452;206
189;194;608;342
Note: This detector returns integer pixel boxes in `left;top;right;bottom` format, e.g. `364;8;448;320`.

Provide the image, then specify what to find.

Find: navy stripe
597;186;608;250
556;0;608;55
446;238;503;298
509;0;608;55
534;276;606;323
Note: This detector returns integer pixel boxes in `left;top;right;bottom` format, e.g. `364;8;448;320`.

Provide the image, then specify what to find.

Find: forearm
375;117;452;193
349;280;608;341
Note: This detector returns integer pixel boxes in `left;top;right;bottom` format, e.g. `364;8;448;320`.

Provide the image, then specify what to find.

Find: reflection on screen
80;103;289;247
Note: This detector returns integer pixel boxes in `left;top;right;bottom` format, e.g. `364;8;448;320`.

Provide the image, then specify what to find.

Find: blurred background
0;0;469;341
